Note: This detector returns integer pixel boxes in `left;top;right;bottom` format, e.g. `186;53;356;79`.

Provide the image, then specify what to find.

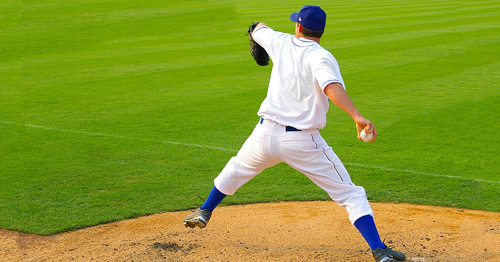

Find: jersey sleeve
312;52;345;91
252;26;292;59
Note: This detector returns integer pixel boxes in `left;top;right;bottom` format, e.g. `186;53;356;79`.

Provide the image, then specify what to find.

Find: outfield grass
1;0;499;235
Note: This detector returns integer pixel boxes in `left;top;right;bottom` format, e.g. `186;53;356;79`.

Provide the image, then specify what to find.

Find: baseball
360;130;373;142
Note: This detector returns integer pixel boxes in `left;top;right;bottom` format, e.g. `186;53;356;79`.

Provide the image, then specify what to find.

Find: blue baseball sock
354;215;386;250
200;186;226;211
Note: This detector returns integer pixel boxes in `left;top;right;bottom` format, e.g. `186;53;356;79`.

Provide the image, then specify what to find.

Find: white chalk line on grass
344;163;499;184
1;120;498;184
0;120;237;152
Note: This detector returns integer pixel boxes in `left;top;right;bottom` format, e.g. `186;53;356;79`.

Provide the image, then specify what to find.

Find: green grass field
1;0;499;235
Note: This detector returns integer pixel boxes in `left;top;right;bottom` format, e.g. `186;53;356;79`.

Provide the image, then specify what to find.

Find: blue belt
259;118;301;132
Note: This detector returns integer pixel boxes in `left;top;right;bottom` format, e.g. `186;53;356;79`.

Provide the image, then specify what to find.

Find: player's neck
307;36;320;44
297;33;320;44
301;36;320;44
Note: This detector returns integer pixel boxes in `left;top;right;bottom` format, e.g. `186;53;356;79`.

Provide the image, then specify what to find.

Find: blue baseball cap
290;5;326;31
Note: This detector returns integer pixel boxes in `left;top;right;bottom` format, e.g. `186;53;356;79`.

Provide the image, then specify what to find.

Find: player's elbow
323;82;344;97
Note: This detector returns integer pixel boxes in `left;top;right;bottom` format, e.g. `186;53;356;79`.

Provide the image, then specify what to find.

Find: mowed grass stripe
340;34;500;76
17;51;249;83
0;41;238;71
460;0;500;10
329;11;498;34
323;3;496;24
331;6;497;26
328;3;459;18
337;0;499;9
331;21;499;49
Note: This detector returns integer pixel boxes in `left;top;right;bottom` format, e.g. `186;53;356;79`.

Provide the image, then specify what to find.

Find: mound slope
1;201;499;261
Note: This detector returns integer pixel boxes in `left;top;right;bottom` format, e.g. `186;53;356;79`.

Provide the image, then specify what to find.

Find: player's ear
297;23;303;33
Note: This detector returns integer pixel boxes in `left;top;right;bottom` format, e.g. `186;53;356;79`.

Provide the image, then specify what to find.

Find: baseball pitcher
183;5;406;262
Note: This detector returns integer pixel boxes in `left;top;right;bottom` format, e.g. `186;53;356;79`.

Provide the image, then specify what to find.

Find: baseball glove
247;22;269;66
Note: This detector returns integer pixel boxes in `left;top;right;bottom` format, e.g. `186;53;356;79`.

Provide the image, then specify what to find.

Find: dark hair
302;25;324;38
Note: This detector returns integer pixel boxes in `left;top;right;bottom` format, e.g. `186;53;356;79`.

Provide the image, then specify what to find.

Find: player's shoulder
307;43;335;60
305;44;339;70
311;42;332;54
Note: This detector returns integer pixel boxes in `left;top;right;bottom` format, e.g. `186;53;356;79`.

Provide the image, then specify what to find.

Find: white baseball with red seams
360;129;374;142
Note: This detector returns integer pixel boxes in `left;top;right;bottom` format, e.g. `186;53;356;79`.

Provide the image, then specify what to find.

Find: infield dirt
1;201;499;261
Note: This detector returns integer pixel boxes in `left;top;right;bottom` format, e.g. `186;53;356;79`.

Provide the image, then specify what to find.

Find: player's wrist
352;112;364;122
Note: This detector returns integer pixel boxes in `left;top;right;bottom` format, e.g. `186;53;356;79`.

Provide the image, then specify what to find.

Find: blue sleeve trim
321;80;342;90
253;25;269;34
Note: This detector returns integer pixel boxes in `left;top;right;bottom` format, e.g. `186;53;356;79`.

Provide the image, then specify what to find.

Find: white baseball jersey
252;26;345;130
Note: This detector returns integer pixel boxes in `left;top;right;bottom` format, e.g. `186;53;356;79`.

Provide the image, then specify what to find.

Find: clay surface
1;201;499;261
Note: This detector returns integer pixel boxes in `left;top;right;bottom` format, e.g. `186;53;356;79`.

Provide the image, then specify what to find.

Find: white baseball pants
214;119;374;224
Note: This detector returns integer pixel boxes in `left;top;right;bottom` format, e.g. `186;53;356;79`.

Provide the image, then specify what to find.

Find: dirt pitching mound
1;201;499;261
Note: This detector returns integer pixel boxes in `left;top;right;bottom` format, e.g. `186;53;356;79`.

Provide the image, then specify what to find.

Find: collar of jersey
292;37;316;47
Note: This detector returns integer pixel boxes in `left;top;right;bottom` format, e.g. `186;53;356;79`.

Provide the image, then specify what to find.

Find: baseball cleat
182;208;212;228
372;246;406;262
